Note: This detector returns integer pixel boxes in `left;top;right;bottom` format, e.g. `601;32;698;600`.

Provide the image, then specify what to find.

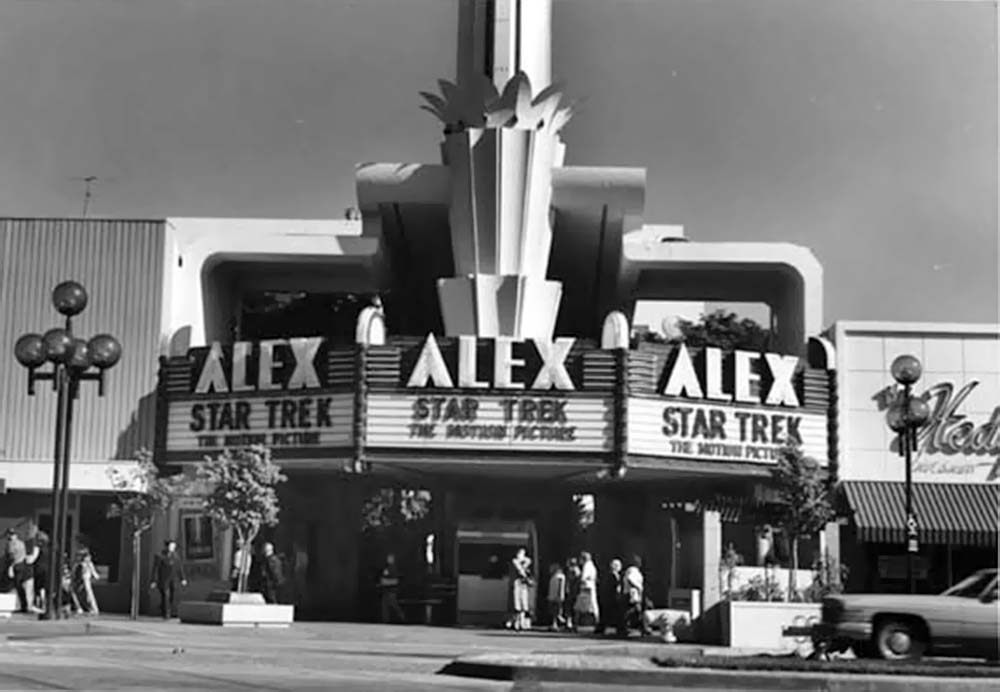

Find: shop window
181;513;215;562
76;495;122;583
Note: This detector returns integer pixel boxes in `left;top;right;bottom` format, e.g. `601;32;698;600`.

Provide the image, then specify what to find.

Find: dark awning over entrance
841;481;999;548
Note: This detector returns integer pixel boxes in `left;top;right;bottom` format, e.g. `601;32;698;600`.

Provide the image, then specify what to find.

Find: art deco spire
428;0;569;340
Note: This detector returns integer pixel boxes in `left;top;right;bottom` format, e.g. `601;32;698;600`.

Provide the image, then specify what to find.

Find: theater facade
1;0;841;621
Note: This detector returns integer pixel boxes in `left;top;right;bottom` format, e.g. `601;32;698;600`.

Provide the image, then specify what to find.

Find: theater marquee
365;393;613;452
159;337;354;458
626;344;831;465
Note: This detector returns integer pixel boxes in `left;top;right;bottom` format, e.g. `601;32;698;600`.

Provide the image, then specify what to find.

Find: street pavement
0;617;995;691
0;617;686;691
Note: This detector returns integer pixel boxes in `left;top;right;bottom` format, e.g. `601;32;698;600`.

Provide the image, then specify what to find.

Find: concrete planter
720;600;821;655
0;591;18;618
178;591;293;628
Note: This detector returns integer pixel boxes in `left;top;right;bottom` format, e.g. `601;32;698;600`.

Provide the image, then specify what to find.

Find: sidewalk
0;612;164;640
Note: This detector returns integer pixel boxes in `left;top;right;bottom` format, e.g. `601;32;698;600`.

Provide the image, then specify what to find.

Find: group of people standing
508;548;650;637
148;538;286;620
2;526;102;617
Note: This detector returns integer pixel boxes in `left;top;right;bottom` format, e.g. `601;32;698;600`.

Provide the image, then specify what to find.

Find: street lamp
13;281;121;620
885;354;931;595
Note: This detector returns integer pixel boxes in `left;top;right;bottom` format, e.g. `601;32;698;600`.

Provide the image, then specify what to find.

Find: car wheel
874;618;927;661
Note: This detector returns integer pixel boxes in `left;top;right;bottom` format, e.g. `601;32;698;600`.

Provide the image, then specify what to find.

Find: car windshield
941;570;998;598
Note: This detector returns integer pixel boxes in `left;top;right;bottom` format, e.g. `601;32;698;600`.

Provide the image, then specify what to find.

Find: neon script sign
879;380;1000;481
918;381;1000;457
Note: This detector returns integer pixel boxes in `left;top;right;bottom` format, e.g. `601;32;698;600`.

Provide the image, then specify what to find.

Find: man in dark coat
150;540;187;619
256;542;284;604
595;557;623;635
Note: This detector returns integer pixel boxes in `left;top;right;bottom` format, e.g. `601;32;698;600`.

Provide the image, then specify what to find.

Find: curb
439;657;999;691
0;620;146;641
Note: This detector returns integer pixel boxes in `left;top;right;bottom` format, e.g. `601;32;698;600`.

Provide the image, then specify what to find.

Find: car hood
828;593;950;610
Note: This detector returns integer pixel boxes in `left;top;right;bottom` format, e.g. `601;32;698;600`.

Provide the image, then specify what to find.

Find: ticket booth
455;521;538;626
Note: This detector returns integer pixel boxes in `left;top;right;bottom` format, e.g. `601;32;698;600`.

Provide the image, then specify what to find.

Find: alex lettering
194;337;323;394
662;344;800;407
406;334;576;391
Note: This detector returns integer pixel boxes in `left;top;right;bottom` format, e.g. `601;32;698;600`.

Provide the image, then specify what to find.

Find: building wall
161;218;380;353
0;218;167;490
831;321;1000;484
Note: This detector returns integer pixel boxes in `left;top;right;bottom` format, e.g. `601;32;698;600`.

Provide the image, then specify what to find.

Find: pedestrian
21;524;43;614
32;531;49;611
573;552;599;629
546;562;567;631
72;548;100;615
377;553;405;623
564;556;581;631
595;557;622;635
230;541;251;592
150;540;187;619
60;555;81;616
508;547;533;631
256;542;284;604
4;529;30;612
621;555;650;637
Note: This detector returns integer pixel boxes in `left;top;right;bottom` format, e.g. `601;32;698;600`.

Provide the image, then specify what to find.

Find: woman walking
564;557;581;631
507;548;533;631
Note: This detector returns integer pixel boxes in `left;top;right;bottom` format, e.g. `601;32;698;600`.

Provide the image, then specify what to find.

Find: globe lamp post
886;354;931;595
13;281;121;620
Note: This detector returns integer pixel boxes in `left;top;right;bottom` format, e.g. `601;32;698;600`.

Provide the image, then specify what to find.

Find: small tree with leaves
196;446;287;593
769;444;835;601
107;450;188;620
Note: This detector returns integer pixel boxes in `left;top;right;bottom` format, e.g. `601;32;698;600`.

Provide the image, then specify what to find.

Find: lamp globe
88;334;122;370
14;334;47;368
886;404;908;433
907;397;931;428
67;339;92;371
52;281;88;317
42;328;73;364
890;354;923;386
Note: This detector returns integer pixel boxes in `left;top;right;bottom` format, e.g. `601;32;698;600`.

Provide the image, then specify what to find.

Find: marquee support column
611;347;629;478
352;344;369;474
700;510;722;614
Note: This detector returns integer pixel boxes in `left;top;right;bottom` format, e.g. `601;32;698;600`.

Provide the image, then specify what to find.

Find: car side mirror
981;590;998;604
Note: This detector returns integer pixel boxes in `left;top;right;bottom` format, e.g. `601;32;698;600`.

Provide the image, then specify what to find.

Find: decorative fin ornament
426;72;574;340
420;72;573;135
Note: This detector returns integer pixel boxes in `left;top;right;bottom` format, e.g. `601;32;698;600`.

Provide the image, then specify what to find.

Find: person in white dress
573;552;600;628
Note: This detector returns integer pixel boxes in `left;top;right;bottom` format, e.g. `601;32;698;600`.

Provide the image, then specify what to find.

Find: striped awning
841;481;999;548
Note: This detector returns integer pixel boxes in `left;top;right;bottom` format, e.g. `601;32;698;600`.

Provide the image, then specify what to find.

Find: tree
196;446;287;593
673;310;772;352
107;450;188;620
361;488;432;531
769;444;835;601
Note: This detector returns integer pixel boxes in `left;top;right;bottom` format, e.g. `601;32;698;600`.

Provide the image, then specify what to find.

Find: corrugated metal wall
0;219;166;465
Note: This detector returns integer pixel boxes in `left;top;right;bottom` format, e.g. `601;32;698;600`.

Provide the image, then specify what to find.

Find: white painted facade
830;321;1000;484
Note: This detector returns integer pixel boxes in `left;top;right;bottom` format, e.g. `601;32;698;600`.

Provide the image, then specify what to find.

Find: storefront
829;321;1000;594
152;324;836;621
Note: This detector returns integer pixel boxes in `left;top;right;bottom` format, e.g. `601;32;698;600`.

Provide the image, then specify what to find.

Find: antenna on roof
70;176;116;217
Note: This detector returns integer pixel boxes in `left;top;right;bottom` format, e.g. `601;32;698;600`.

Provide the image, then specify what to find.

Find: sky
0;0;996;329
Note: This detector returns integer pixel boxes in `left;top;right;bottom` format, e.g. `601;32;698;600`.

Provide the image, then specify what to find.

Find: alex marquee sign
365;334;613;452
628;344;828;465
165;338;352;454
